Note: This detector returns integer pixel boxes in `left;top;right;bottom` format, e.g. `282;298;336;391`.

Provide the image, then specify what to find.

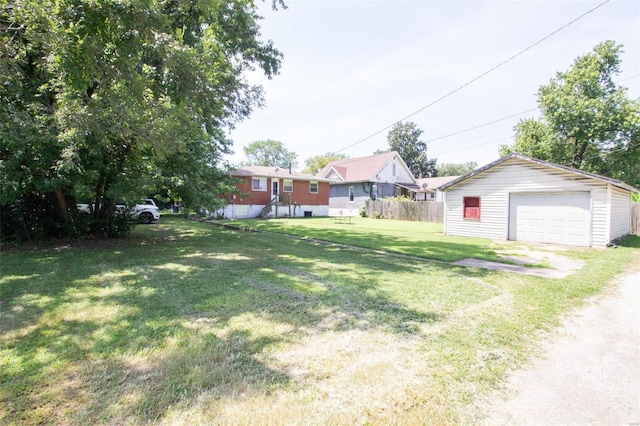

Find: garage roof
439;153;639;193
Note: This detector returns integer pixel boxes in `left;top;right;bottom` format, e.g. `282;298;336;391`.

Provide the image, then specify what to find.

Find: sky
225;0;640;171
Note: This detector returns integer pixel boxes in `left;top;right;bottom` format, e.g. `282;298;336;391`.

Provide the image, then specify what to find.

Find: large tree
437;162;477;177
500;41;640;187
302;152;348;175
380;122;437;178
243;139;297;169
0;0;283;240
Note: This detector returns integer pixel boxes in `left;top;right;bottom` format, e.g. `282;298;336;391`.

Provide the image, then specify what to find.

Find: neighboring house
318;151;420;215
439;153;638;248
218;165;331;219
415;176;460;201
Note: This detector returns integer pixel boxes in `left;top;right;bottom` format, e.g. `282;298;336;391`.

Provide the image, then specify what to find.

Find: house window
252;177;267;191
348;186;355;202
309;181;318;193
396;186;402;197
392;164;397;177
283;179;293;192
463;196;481;219
371;184;377;201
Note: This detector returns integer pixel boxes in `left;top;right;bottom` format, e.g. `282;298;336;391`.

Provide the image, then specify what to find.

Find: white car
78;199;160;224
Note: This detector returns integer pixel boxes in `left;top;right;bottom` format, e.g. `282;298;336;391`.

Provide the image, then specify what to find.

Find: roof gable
439;153;639;193
319;151;417;184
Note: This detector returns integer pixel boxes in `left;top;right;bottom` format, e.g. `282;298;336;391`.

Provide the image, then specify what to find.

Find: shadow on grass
616;234;640;248
0;216;496;423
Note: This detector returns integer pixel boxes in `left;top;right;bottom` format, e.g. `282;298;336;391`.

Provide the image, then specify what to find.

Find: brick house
217;165;331;219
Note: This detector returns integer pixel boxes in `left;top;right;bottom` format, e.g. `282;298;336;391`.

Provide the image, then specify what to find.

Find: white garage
440;154;638;248
509;192;591;246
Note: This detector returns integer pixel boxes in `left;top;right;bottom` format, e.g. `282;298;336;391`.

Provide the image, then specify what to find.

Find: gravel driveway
478;265;640;425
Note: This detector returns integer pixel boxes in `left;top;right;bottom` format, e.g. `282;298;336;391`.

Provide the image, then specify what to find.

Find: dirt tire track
476;266;640;425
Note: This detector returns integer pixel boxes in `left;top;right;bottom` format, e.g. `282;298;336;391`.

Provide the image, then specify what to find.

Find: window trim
463;196;481;220
252;177;267;192
309;181;318;194
348;186;355;203
371;184;377;201
283;179;293;193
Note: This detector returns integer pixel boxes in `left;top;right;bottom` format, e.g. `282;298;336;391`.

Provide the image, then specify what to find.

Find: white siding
610;185;631;241
377;154;415;184
217;204;328;219
589;186;608;247
444;159;612;246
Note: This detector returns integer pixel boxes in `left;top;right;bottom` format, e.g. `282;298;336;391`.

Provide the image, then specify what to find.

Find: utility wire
425;73;639;148
617;73;640;84
426;73;640;154
431;135;514;157
425;108;538;143
335;0;612;154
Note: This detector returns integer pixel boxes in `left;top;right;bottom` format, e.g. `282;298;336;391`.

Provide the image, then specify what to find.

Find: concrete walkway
478;267;640;425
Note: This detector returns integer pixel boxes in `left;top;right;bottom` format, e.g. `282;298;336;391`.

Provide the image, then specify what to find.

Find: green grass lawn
221;216;508;263
1;216;638;425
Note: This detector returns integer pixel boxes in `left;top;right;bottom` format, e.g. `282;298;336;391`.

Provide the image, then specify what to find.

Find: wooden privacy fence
365;200;444;222
633;203;639;235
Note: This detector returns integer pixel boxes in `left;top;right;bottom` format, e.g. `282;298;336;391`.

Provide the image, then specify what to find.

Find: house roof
439;153;639;193
233;165;332;182
319;151;415;183
416;175;460;193
395;182;422;191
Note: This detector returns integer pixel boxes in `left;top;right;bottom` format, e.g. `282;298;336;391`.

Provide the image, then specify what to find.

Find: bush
372;211;385;219
359;206;367;217
0;200;134;243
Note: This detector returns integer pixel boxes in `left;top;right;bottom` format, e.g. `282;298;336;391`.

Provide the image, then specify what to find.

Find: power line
425;108;538;144
431;135;514;157
335;0;612;154
425;73;639;151
425;73;639;155
617;73;640;84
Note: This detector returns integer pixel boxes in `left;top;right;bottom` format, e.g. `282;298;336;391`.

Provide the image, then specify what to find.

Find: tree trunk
51;188;71;225
573;139;588;168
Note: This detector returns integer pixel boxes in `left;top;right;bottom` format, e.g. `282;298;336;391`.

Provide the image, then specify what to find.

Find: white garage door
509;192;591;246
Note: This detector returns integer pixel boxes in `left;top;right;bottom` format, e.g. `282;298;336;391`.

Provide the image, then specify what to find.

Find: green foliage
384;122;437;178
437;162;477;176
242;139;297;169
0;0;283;241
372;210;385;219
501;41;640;187
359;206;367;217
384;195;414;202
303;152;348;175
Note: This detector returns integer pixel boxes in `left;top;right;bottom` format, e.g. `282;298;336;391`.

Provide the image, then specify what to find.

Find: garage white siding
610;185;631;241
444;160;601;241
508;192;591;246
590;186;610;248
443;156;637;247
